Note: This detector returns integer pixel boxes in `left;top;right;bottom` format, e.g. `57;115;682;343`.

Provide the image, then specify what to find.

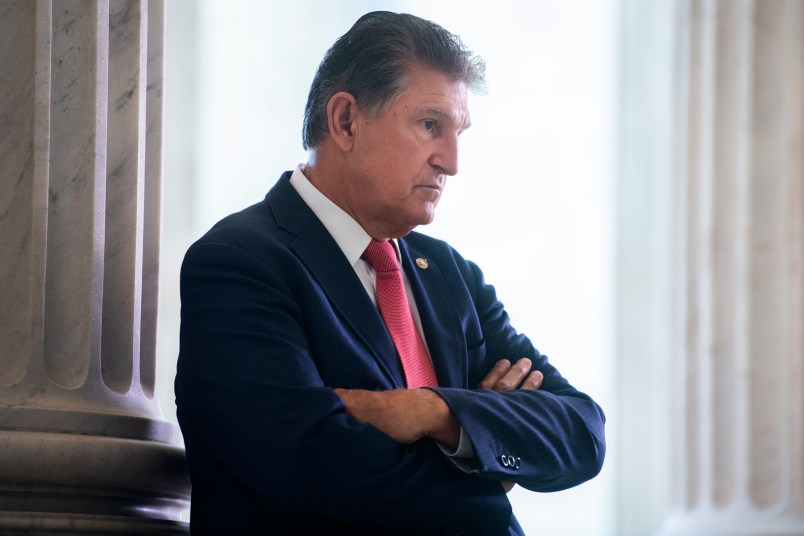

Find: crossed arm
336;358;544;450
336;357;543;494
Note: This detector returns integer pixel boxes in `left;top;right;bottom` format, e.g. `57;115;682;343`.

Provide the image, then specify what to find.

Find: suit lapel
398;240;468;389
266;175;405;387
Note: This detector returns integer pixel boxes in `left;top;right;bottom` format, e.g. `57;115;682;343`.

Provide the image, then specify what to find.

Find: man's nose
431;135;459;176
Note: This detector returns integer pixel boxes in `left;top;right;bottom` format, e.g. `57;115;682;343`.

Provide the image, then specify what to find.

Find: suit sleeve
429;258;606;492
175;241;512;534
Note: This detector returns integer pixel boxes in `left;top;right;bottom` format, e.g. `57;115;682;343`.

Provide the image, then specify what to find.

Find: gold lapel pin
416;258;429;269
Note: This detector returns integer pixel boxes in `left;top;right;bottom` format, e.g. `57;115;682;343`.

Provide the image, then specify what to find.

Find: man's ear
326;92;360;152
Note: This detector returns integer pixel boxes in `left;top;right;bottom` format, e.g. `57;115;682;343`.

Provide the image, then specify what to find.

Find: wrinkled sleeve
430;258;606;492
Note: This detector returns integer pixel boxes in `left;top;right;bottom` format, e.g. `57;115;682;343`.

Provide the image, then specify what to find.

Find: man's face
344;64;470;239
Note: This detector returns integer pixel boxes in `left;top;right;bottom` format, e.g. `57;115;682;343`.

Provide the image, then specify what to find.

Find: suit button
515;457;521;469
500;455;509;467
507;455;516;468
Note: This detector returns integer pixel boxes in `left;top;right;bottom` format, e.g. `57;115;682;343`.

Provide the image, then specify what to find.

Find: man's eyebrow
419;106;451;119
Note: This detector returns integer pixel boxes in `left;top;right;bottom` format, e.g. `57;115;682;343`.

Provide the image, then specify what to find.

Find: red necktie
362;240;438;388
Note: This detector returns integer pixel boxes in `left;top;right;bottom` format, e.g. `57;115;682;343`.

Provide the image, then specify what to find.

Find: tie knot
362;240;399;273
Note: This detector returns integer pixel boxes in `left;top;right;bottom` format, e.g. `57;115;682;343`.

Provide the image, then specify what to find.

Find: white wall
160;2;617;534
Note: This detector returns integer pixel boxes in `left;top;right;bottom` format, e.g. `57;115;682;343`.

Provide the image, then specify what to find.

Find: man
175;11;605;535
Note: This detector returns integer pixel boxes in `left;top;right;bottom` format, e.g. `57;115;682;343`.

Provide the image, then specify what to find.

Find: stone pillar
0;0;190;533
663;0;804;534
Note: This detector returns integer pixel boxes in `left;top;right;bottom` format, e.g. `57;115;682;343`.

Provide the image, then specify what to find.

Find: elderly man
175;11;605;535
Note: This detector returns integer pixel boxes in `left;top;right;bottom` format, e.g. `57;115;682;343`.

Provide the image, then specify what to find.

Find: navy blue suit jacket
175;172;606;535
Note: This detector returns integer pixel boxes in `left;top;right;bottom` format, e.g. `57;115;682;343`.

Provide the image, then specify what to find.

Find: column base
0;407;191;534
0;513;188;535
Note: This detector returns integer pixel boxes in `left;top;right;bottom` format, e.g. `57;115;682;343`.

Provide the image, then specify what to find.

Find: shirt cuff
436;426;475;459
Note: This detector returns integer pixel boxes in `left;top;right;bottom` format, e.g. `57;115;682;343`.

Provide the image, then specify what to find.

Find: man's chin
413;208;437;228
386;207;438;238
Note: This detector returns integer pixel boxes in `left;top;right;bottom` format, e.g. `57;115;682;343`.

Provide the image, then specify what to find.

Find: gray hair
302;11;486;150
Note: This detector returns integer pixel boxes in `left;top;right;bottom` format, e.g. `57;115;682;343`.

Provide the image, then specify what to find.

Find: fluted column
0;0;190;532
663;0;804;534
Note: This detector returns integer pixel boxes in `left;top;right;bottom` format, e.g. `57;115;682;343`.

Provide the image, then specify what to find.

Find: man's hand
335;388;460;449
476;358;543;392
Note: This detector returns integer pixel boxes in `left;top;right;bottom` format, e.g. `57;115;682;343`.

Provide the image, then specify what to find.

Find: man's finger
519;370;544;391
477;359;511;390
494;358;532;391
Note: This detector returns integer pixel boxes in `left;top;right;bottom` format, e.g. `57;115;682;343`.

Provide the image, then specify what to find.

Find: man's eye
423;120;436;131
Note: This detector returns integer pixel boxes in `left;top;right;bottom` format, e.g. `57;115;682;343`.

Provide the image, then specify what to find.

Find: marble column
662;0;804;534
0;0;190;533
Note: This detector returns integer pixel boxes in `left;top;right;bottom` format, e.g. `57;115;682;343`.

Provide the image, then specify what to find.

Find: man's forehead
386;64;472;125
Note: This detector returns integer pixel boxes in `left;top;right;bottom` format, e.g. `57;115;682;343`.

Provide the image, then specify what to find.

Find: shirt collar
289;165;400;266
